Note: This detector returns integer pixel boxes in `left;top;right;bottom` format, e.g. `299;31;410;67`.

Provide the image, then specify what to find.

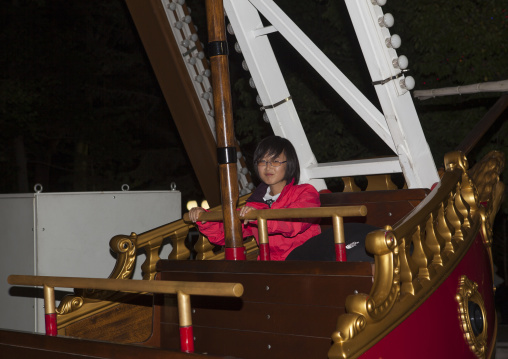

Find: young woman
188;136;321;261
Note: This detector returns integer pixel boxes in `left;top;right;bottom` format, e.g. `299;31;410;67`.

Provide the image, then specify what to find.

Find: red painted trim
225;247;246;260
259;243;271;261
179;325;194;353
335;243;347;262
45;313;57;336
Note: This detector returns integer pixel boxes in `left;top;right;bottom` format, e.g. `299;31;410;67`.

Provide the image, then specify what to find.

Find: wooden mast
205;0;245;260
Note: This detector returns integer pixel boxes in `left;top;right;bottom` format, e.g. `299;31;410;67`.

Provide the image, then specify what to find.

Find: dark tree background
1;0;203;202
1;0;507;268
2;0;506;198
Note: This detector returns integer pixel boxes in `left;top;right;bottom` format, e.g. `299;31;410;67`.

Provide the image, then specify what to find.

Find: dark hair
253;136;300;184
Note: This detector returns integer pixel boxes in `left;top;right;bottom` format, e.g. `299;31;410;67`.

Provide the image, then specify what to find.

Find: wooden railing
183;205;367;261
328;150;505;359
56;218;196;325
56;195;252;329
8;275;243;353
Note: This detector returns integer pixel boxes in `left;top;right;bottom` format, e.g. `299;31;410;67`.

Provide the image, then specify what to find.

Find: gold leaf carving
456;275;487;359
329;150;502;358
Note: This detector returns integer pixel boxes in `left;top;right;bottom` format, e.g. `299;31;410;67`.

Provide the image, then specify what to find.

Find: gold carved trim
456;275;487;359
57;194;252;327
57;212;192;325
329;151;503;358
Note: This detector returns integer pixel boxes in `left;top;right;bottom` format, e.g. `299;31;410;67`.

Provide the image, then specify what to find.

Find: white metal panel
224;0;439;188
0;190;181;333
224;0;326;191
343;0;439;188
0;194;37;332
240;0;396;151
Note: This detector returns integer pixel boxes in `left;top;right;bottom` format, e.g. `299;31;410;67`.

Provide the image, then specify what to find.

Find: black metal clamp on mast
205;0;245;260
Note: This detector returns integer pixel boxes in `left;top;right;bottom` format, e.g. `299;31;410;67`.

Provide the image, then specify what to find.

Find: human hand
189;207;206;223
239;205;256;224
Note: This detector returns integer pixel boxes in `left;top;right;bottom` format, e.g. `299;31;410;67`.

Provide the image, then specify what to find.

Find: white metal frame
224;0;439;189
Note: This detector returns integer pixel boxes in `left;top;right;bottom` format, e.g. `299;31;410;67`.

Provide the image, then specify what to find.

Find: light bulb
203;69;211;77
371;0;387;5
186;200;198;211
242;60;249;71
256;95;263;106
184;15;192;24
379;13;394;28
190;34;198;42
249;78;256;88
167;3;176;11
396;55;409;69
401;76;415;90
195;75;203;83
263;112;269;123
174;21;183;30
197;51;205;59
201;92;211;100
386;34;401;49
181;39;190;48
227;23;235;35
234;42;242;53
188;57;196;65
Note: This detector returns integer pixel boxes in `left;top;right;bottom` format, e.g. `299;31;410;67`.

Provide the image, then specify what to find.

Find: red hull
361;233;496;358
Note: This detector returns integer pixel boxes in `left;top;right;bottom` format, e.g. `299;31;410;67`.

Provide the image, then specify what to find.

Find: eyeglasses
256;160;287;167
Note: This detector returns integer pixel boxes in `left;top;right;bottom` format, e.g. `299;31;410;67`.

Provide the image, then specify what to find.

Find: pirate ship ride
3;0;506;358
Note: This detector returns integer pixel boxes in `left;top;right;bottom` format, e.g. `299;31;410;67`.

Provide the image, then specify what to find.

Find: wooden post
332;215;347;262
257;218;271;261
205;0;245;260
177;291;194;353
43;285;57;336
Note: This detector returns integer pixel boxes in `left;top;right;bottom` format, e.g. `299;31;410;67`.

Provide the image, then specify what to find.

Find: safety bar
184;205;367;261
8;275;243;353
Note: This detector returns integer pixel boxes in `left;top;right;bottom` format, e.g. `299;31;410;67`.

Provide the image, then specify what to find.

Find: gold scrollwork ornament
456;275;487;359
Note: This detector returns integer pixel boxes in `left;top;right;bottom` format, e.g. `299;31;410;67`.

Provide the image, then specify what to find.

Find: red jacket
196;180;321;260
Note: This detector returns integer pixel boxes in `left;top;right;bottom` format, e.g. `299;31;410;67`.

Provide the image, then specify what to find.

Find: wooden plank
319;188;429;204
159;271;371;306
0;329;222;358
0;345;87;359
320;189;429;226
61;301;153;344
154;260;372;357
156;258;373;276
176;299;344;337
160;323;332;359
154;261;372;358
